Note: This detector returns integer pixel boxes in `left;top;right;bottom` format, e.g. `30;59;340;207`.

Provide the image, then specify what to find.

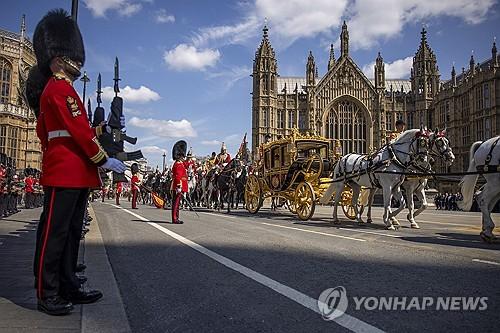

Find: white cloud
183;0;495;53
348;0;495;49
163;44;220;71
129;117;197;138
155;9;175;23
206;66;251;91
362;56;413;79
201;140;222;146
139;145;167;154
83;0;143;17
101;85;161;104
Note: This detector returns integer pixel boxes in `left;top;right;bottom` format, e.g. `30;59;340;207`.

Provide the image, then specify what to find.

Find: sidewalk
0;205;130;332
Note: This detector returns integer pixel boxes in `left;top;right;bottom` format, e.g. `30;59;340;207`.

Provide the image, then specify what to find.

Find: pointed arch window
326;100;367;154
0;58;12;104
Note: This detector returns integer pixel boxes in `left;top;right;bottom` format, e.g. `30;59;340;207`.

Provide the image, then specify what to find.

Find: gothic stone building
0;16;41;170
251;23;499;174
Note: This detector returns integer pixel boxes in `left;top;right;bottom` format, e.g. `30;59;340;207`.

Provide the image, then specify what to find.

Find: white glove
120;115;126;128
101;158;126;173
176;186;182;194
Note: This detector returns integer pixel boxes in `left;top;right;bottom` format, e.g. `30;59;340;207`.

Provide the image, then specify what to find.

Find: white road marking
110;204;384;333
260;222;367;242
472;259;500;267
201;212;239;219
415;219;474;227
337;228;402;238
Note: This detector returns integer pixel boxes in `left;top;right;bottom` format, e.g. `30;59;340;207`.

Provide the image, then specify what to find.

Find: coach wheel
245;175;263;214
295;182;316;221
286;199;297;214
342;204;364;220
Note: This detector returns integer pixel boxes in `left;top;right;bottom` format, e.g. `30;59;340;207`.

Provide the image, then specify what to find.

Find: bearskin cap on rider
33;9;85;77
172;140;187;160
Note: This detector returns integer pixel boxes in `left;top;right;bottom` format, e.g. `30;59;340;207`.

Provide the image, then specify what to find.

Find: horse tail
457;141;482;211
319;160;341;204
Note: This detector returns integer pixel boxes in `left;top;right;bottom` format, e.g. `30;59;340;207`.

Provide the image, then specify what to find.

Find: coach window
0;58;12;104
272;146;280;168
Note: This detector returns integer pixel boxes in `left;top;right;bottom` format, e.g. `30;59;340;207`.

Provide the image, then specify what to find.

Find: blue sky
2;0;499;168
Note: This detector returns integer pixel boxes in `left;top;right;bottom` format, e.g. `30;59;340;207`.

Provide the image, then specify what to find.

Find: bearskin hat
92;106;105;127
131;163;139;174
33;9;85;76
172;140;187;160
25;65;49;118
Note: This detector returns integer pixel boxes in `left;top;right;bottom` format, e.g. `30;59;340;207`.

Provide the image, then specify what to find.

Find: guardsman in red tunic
171;140;188;224
24;171;35;209
115;181;122;205
26;9;126;316
130;163;140;209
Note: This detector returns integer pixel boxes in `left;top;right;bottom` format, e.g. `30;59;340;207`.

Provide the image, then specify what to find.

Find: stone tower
410;28;440;128
251;24;278;155
374;52;386;141
305;51;316;132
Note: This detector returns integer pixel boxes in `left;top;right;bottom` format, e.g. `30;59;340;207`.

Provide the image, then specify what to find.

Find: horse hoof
366;219;373;224
331;219;341;225
480;231;497;244
386;225;396;230
410;222;420;229
357;219;365;224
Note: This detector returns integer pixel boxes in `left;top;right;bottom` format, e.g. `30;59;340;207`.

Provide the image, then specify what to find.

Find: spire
492;37;498;66
374;52;385;89
328;44;336;71
263;23;268;39
20;14;26;40
420;27;427;45
340;21;349;56
306;50;316;85
470;51;475;74
451;64;456;87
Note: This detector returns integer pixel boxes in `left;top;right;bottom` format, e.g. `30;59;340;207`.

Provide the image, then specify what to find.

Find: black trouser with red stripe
131;189;138;208
33;187;89;299
171;190;182;222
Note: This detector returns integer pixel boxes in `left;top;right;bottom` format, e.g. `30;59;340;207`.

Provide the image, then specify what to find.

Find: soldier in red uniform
171;141;188;224
216;142;231;166
115;181;122;205
130;163;140;209
24;170;35;209
26;10;126;316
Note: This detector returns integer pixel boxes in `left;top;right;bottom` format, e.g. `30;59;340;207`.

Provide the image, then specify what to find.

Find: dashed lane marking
107;203;384;333
337;228;402;238
259;222;366;242
472;259;500;267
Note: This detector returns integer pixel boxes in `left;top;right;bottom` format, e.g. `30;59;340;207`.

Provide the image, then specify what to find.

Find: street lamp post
162;152;166;172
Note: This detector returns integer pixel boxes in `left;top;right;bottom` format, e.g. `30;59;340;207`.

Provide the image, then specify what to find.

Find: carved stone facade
252;23;499;172
0;16;41;170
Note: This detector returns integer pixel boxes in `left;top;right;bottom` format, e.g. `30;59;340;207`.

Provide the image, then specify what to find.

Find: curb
81;204;131;333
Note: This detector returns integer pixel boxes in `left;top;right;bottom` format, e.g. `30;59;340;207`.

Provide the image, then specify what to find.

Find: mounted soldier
216;142;231;166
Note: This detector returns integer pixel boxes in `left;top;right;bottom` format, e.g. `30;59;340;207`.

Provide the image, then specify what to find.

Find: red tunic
183;160;196;173
172;161;188;193
37;76;107;188
131;175;140;191
25;176;34;193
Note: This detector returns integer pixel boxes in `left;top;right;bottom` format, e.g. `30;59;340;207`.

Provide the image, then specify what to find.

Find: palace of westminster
251;23;499;173
0;17;498;174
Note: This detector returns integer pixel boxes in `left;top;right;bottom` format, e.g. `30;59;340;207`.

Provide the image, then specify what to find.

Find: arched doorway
325;99;367;154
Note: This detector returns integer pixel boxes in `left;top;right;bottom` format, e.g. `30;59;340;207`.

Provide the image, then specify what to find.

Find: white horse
364;130;455;228
320;128;432;230
458;136;500;243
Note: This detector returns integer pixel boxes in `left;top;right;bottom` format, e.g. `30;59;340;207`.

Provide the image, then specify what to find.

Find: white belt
48;130;71;140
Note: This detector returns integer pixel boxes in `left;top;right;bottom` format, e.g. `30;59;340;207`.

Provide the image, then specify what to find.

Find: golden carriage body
245;130;366;221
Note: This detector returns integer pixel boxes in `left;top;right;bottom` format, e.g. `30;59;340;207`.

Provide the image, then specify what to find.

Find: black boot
75;263;87;273
37;296;73;315
63;288;103;304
